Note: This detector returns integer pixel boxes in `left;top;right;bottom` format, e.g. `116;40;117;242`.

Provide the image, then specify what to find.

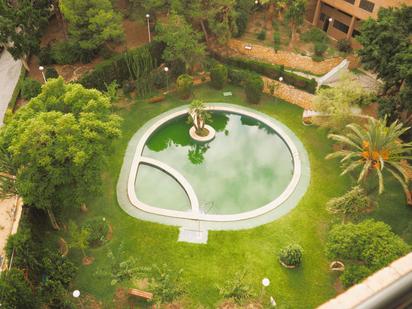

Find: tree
155;14;205;72
357;6;411;93
0;0;50;70
68;221;90;258
314;73;375;129
284;0;306;45
260;0;288;29
326;117;412;205
326;219;409;286
0;268;39;309
326;186;369;222
188;99;212;135
171;0;237;44
218;270;254;304
357;6;412;136
0;78;122;228
59;0;124;56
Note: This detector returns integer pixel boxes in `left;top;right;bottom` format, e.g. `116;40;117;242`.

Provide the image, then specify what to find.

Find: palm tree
326;117;412;205
188;99;212;135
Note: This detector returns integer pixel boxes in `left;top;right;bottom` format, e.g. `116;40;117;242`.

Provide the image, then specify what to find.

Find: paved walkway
0;50;22;124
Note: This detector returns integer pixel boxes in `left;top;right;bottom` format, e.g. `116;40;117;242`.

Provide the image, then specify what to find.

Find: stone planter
189;125;216;142
280;260;297;269
330;261;345;272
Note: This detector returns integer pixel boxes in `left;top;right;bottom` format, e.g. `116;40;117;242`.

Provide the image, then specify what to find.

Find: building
306;0;412;47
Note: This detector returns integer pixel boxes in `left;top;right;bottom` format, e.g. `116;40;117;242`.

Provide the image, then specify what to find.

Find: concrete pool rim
116;103;311;231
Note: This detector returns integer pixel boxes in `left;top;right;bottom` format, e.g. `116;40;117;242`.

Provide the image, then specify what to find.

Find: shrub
38;45;54;65
122;80;135;95
340;264;371;288
176;74;194;99
314;42;328;56
213;54;317;93
273;32;281;53
210;64;228;89
301;27;329;44
227;66;254;86
148;264;186;304
326;220;409;272
51;41;80;64
244;75;263;104
84;217;109;247
257;30;266;40
153;69;168;89
218;270;254;304
0;268;39;308
234;10;249;38
337;39;352;53
279;244;303;267
326;186;369;221
21;78;41;100
78;41;164;91
45;67;59;79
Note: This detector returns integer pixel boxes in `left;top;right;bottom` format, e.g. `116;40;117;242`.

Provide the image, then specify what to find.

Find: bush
21;78;41;100
301;27;329;44
176;74;194;99
218;270;254;304
78;41;164;91
244;74;263;104
326;220;409;271
257;30;266;40
210;64;228;89
0;268;39;308
337;39;352;53
122;80;135;95
227;66;254;86
38;45;54;65
273;32;281;53
314;42;328;56
84;217;109;247
153;69;168;89
340;264;371;288
213;54;317;93
45;67;59;79
279;244;303;267
326;186;369;221
51;41;80;65
234;10;249;38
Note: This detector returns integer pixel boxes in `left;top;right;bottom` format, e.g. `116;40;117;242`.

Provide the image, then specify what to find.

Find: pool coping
117;103;311;231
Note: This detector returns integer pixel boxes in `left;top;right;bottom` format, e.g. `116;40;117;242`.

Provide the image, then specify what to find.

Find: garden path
0;50;22;124
226;39;343;75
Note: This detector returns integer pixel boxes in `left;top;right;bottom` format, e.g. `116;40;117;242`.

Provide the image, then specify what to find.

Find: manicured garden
44;84;409;308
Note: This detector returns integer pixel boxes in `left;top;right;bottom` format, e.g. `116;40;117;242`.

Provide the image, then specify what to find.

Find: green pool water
135;112;294;215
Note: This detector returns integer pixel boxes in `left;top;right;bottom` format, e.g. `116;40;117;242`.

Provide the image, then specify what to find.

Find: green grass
53;84;409;308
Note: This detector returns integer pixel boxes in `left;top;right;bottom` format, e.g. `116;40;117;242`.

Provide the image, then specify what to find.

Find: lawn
53;84;409;308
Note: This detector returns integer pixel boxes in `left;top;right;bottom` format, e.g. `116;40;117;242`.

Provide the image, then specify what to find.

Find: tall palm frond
326;117;412;204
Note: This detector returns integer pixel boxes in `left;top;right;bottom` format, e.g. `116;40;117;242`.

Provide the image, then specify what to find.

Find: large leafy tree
155;14;205;72
59;0;124;55
357;6;412;137
0;268;39;309
326;117;412;204
0;0;50;70
0;78;122;228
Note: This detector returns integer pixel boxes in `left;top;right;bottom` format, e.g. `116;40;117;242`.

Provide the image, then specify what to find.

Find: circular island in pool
117;103;310;231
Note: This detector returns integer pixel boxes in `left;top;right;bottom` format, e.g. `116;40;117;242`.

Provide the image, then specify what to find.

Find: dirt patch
78;294;103;309
113;287;129;309
106;223;113;241
218;300;263;309
227;38;343;76
82;256;95;266
334;278;345;294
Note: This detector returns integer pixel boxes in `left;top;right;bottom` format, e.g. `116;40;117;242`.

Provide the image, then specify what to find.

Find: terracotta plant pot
330;261;345;271
280;260;297;269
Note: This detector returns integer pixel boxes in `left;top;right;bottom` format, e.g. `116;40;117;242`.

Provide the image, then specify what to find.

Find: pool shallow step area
117;103;310;242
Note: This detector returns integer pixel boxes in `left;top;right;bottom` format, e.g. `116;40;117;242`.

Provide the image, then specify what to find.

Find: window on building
333;19;349;33
338;9;352;18
320;13;326;21
343;0;355;4
352;29;361;38
359;0;374;12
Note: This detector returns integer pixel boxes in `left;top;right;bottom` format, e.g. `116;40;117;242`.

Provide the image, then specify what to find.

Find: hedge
212;53;317;94
78;41;165;91
8;66;26;112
